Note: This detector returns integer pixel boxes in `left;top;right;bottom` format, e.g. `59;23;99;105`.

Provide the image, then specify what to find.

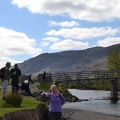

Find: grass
37;81;53;91
0;92;41;117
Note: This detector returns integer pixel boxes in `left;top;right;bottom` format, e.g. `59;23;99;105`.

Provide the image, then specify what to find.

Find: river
62;89;120;117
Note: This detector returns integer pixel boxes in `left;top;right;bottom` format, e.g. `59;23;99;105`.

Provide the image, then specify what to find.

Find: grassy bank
0;82;53;117
0;92;41;117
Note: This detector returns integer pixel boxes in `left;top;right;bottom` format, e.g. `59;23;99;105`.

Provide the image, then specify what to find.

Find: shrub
68;83;77;88
57;83;71;99
5;94;23;107
37;81;53;91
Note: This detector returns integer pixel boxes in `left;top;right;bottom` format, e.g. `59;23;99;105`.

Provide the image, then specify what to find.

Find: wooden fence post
110;79;118;103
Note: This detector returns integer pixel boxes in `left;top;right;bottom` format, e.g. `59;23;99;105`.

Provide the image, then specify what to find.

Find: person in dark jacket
43;70;47;82
27;74;33;83
21;80;34;97
10;64;21;94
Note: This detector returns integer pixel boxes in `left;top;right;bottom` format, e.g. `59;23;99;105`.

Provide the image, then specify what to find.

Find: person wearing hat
21;80;34;97
2;62;11;100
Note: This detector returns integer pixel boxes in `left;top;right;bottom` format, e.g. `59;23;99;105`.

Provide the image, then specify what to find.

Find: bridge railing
52;70;120;82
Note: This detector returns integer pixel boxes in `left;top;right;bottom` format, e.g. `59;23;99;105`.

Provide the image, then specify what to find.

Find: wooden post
110;79;118;103
45;74;52;81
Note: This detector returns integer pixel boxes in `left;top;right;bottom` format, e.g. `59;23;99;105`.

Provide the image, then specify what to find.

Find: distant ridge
19;43;120;75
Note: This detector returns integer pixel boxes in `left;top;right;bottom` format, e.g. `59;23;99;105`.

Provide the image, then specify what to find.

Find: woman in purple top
41;84;65;120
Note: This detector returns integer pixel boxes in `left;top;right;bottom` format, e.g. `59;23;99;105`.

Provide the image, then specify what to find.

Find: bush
5;94;23;107
58;83;68;91
37;81;53;91
68;83;77;88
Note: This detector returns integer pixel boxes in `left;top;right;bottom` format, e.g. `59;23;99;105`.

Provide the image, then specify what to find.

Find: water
62;89;120;117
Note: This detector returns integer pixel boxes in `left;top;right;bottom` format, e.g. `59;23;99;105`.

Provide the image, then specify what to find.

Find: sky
0;0;120;68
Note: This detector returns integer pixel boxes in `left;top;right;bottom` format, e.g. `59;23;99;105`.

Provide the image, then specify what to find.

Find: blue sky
0;0;120;67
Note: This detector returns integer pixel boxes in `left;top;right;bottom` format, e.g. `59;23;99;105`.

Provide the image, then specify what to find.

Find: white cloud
42;37;60;42
48;20;79;28
97;37;120;47
0;27;42;57
12;0;120;22
0;57;22;68
46;27;120;40
50;39;88;50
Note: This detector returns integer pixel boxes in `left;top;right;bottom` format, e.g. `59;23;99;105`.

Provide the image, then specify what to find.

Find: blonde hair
49;84;57;92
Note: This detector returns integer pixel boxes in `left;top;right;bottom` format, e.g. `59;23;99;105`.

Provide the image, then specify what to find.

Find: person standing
27;74;33;83
2;62;11;100
41;84;65;120
43;70;47;82
10;64;21;94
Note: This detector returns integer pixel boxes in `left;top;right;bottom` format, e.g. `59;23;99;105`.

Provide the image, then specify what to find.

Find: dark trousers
12;80;19;92
49;112;62;120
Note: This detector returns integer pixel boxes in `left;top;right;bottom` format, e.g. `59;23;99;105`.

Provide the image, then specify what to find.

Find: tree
107;44;120;73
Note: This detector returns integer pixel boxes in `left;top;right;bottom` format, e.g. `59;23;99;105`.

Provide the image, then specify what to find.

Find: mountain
18;43;120;76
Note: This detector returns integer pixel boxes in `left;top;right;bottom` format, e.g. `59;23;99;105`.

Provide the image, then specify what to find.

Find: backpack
0;67;5;79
